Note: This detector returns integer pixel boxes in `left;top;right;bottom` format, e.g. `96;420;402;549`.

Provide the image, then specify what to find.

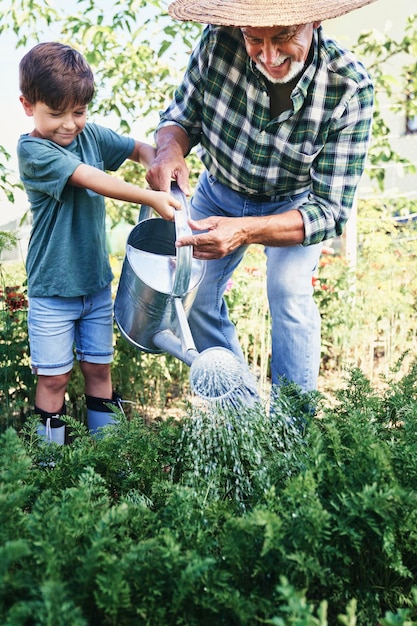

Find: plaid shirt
158;25;374;245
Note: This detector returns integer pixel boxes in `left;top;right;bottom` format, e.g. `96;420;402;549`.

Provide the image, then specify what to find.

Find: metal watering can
114;184;257;404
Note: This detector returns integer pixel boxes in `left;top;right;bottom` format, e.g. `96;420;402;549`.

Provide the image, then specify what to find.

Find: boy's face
20;97;88;147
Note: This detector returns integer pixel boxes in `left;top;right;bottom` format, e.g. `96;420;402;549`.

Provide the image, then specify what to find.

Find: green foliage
0;146;23;204
313;198;417;381
2;368;417;623
355;14;417;189
0;265;32;429
0;0;58;41
1;0;202;135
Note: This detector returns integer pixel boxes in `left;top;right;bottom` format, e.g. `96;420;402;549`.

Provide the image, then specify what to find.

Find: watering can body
114;189;205;354
114;185;258;404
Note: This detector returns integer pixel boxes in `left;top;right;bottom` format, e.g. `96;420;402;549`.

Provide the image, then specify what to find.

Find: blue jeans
28;284;114;376
189;171;323;392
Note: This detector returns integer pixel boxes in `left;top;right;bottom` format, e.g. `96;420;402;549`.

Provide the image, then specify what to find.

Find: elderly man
147;0;376;395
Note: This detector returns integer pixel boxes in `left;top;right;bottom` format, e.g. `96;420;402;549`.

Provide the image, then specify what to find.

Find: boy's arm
68;163;180;221
127;140;156;169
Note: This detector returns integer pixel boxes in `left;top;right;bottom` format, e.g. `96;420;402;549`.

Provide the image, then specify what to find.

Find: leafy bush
1;367;417;624
0;267;32;429
303;198;417;384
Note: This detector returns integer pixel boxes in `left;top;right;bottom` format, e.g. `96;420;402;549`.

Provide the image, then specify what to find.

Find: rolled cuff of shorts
31;361;73;376
76;349;114;364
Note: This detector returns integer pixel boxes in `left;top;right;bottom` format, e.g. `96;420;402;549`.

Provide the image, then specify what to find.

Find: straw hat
168;0;378;27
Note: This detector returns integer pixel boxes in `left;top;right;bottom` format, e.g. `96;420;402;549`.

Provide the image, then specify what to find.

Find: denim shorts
28;284;114;376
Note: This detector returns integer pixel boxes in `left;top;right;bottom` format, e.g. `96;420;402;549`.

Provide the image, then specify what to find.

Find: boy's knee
37;372;71;394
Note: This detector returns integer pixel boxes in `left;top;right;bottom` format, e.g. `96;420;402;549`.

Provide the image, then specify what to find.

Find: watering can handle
137;183;193;297
171;182;193;297
138;203;153;222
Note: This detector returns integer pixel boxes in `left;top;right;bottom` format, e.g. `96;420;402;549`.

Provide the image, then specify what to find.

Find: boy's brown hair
19;42;95;110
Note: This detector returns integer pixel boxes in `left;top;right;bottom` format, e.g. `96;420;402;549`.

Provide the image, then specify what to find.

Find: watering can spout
153;296;200;366
153;329;198;367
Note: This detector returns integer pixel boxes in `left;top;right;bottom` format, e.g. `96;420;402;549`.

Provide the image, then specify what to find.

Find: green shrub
1;366;417;624
0;268;32;429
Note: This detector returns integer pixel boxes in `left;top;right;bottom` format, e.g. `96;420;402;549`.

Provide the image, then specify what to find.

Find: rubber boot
86;392;123;437
36;405;66;445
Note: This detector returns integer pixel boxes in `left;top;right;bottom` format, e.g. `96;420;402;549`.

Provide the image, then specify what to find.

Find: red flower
4;286;27;312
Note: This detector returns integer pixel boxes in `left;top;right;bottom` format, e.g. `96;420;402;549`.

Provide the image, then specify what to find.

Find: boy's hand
148;190;181;221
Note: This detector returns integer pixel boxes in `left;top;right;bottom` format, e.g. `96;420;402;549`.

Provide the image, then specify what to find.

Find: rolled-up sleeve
300;81;374;245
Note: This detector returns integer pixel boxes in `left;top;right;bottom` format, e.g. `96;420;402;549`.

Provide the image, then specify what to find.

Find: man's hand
146;126;191;195
146;154;190;195
176;216;251;259
176;209;306;258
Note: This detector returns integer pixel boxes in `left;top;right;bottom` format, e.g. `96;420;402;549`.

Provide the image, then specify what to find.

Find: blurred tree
355;14;417;189
0;0;203;223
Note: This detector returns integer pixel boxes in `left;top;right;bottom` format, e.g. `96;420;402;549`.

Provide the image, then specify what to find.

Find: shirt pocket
270;140;321;185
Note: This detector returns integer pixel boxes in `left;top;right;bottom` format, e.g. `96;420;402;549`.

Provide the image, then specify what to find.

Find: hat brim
168;0;378;27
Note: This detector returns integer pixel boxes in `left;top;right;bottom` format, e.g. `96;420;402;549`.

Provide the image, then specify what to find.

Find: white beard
256;57;305;84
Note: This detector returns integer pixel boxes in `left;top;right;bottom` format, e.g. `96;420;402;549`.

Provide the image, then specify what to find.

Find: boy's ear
19;95;34;116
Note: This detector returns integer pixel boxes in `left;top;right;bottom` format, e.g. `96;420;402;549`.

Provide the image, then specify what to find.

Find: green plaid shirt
158;25;374;245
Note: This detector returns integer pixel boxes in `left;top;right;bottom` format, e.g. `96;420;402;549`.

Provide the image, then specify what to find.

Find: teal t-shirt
17;122;135;297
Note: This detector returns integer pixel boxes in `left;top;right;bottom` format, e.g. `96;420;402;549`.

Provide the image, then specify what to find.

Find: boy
18;41;181;442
